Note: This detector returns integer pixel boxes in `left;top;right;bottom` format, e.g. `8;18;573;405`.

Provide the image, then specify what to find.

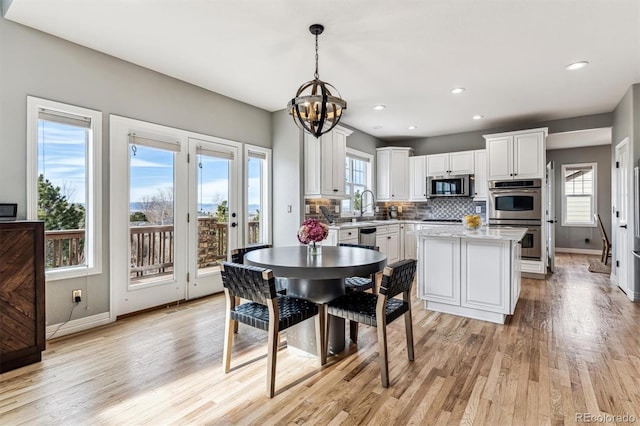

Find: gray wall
271;110;304;246
546;145;612;250
0;17;272;324
389;113;613;155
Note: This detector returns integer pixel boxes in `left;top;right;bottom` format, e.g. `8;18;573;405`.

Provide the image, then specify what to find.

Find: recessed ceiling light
473;115;483;120
565;61;589;71
373;105;386;110
373;125;383;129
451;88;465;94
408;126;417;130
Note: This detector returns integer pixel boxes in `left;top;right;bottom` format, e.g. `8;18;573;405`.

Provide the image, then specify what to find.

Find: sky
38;120;262;212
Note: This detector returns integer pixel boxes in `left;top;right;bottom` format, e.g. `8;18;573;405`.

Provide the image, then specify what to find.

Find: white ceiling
4;0;640;141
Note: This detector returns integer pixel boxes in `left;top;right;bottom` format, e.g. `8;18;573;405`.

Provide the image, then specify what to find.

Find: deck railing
45;220;262;278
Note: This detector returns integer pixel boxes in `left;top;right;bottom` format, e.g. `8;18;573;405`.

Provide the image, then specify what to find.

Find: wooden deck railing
45;220;262;278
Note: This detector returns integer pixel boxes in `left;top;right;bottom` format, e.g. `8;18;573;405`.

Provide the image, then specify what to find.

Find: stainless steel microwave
426;175;472;198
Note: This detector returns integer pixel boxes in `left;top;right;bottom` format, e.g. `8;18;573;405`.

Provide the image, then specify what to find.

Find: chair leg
266;318;278;398
377;323;389;388
315;305;327;365
404;309;415;362
223;309;235;374
349;321;359;344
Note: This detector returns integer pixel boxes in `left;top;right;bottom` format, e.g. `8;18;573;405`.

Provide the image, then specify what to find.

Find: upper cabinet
377;147;412;201
473;149;488;200
409;155;427;200
484;128;547;180
426;151;474;177
304;125;353;198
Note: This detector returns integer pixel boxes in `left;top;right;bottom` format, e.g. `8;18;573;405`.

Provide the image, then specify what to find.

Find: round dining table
244;245;387;355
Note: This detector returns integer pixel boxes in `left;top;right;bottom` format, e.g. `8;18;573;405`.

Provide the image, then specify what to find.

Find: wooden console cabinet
0;221;45;373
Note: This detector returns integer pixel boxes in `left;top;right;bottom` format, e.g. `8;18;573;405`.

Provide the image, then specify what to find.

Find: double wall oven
488;179;542;260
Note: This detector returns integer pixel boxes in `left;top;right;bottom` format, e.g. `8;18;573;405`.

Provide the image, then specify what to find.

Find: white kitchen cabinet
426;151;474;177
415;231;523;323
484;128;547;180
377;147;412;201
338;228;359;245
472;149;487;200
376;224;400;264
418;236;460;305
304;125;353;198
409;156;427;200
403;223;417;260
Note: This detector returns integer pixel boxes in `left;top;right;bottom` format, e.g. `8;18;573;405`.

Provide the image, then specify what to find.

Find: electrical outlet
305;205;310;214
287;205;292;213
398;205;403;213
72;289;82;303
316;205;320;214
585;238;590;244
475;206;482;213
375;206;379;213
334;205;339;213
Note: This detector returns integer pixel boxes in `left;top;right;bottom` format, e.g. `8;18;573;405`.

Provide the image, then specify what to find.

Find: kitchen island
410;225;527;324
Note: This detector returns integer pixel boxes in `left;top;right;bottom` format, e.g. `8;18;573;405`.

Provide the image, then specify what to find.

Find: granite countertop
409;225;527;241
328;219;458;230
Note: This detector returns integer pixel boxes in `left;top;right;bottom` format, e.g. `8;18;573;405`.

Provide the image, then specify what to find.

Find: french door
110;116;240;316
187;137;241;298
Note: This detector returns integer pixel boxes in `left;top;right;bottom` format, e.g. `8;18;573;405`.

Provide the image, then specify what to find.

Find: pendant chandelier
288;24;347;138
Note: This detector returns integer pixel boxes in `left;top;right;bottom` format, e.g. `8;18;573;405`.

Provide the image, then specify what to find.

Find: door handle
231;222;237;228
620;225;627;229
547;220;555;223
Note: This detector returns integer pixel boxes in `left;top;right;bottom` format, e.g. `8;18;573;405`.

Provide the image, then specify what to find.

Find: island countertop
409;225;527;241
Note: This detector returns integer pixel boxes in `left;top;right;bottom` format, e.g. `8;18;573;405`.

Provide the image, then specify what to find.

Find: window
27;97;102;279
342;148;373;217
562;163;597;227
245;145;271;246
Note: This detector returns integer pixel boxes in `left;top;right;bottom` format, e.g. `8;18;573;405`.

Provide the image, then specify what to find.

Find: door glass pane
129;144;175;285
247;155;264;245
37;119;88;270
197;152;230;275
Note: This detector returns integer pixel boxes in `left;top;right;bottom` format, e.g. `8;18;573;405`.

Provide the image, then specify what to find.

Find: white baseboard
555;247;602;255
46;311;113;340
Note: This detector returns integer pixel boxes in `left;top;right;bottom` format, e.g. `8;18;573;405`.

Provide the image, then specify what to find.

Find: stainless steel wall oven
489;179;542;260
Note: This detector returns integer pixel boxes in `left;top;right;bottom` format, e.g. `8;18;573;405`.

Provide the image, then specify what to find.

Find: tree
129;211;148;222
216;200;228;222
251;209;260;222
139;188;174;225
37;175;85;230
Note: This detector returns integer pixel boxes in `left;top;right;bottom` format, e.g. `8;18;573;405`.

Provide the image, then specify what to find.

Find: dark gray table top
244;246;387;280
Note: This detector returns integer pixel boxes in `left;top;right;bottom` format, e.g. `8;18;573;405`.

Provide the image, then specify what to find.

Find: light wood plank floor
1;254;639;425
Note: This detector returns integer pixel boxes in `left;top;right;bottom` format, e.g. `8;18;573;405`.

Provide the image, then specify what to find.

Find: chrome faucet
359;189;375;218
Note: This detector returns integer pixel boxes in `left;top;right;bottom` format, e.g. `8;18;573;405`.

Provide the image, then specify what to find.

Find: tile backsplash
304;197;486;224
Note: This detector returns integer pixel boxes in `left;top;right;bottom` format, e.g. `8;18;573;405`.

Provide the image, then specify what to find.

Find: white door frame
110;116;244;317
545;161;556;272
613;137;634;299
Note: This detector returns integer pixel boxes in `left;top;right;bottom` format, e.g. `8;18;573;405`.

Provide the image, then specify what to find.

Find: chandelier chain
314;33;319;79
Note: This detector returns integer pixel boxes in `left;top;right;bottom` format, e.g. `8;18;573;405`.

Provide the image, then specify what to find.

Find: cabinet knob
333;189;338;192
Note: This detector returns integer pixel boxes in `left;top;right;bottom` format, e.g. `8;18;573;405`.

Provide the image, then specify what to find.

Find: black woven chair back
379;259;417;299
338;243;379;251
231;244;272;264
221;262;276;304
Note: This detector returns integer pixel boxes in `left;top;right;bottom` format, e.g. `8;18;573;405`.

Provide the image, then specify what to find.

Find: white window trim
341;148;374;218
561;162;597;227
27;96;103;280
244;144;272;246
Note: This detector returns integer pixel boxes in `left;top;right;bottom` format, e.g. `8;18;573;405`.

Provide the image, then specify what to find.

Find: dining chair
594;214;611;265
338;242;380;343
338;243;379;293
326;259;417;388
220;262;326;398
231;244;287;294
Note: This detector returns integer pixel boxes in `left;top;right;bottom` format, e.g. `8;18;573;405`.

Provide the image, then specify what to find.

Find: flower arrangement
298;218;329;255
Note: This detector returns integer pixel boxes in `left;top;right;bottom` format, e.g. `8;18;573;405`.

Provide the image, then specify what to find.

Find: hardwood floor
1;254;639;425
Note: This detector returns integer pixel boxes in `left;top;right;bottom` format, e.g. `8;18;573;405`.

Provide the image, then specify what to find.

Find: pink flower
297;218;328;245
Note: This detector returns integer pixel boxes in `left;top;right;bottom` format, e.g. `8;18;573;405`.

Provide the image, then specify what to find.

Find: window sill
46;265;102;282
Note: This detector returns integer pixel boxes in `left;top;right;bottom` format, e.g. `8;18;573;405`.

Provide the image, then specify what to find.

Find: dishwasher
359;227;377;246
